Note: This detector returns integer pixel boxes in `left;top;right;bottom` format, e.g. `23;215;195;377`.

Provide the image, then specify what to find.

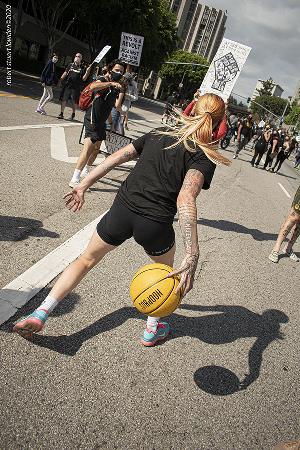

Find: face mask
52;57;58;63
74;57;81;64
111;71;123;81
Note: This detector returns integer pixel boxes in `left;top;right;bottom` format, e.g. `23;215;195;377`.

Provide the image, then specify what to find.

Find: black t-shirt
269;134;279;152
240;119;253;137
85;76;118;126
117;129;216;223
65;63;85;89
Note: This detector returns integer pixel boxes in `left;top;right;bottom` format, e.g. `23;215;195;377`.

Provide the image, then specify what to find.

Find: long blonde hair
165;93;231;166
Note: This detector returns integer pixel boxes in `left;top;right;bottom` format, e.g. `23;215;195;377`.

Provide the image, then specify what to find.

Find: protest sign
93;45;111;64
118;32;144;66
79;126;132;153
200;39;251;100
100;131;132;154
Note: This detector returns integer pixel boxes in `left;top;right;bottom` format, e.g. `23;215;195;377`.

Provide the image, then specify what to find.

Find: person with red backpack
69;59;126;188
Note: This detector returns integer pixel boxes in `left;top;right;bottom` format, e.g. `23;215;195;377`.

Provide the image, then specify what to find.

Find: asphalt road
0;73;299;450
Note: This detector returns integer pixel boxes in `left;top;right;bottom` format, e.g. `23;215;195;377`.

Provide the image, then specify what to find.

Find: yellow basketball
130;263;182;317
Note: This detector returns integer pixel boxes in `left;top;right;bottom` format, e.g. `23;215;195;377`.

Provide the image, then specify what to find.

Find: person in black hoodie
36;53;59;115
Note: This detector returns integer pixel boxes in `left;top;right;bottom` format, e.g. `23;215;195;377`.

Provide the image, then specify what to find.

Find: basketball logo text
139;289;163;309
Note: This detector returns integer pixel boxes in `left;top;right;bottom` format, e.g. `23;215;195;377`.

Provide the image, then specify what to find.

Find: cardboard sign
93;45;111;64
118;32;144;66
100;130;132;154
200;38;251;101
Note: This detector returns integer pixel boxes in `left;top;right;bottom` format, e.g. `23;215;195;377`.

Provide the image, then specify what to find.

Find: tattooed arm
64;144;139;212
169;169;204;296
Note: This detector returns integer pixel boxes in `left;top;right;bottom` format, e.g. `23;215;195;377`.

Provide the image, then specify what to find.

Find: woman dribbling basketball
14;93;230;346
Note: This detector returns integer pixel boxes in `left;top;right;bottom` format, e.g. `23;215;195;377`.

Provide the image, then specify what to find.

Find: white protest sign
118;32;144;66
200;38;251;100
93;45;111;64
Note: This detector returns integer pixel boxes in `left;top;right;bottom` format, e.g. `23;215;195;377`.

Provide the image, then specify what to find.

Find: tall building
291;80;300;105
251;79;284;101
169;0;227;61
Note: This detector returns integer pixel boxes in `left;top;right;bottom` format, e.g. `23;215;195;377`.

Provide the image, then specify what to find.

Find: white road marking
0;122;82;131
0;211;108;325
278;183;291;199
50;126;136;167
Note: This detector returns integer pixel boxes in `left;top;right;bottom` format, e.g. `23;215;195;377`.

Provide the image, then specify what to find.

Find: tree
158;50;209;97
30;0;76;61
284;105;300;126
256;77;275;96
251;95;290;119
75;0;178;69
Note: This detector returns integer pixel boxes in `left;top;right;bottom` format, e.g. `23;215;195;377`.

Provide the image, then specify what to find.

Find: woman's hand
63;186;85;212
167;253;199;297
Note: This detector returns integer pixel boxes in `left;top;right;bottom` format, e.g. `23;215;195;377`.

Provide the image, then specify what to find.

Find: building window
181;0;198;42
171;0;182;14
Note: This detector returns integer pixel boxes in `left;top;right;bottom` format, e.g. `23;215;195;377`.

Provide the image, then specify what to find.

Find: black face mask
110;71;123;82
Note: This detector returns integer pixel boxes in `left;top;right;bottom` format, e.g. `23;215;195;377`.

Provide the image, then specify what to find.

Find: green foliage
158;50;209;96
256;77;275;96
251;95;290;118
73;0;177;69
284;105;300;125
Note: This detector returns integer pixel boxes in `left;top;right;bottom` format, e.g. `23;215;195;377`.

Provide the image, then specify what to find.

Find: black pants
251;145;265;166
272;152;286;172
263;149;275;169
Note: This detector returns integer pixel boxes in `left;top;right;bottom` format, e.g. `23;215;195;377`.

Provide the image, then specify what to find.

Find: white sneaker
285;250;299;262
233;154;237;159
268;250;279;263
80;168;90;179
69;180;80;188
68;180;91;192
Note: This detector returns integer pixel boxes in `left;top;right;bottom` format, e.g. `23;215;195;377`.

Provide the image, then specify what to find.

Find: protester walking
122;67;138;130
263;130;280;170
36;53;59;115
270;136;291;173
250;126;271;167
233;114;254;159
58;53;92;121
69;59;126;187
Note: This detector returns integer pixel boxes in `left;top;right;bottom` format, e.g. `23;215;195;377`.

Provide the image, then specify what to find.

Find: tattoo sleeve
177;169;204;257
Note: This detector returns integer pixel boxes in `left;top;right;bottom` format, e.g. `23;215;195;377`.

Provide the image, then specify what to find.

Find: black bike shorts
97;196;175;256
84;116;106;143
60;86;80;104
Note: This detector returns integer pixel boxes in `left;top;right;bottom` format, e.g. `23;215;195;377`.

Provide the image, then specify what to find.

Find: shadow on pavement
174;217;277;241
0;215;59;241
2;301;288;395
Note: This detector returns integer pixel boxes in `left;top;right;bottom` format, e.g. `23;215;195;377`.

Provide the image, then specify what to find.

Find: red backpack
79;83;108;111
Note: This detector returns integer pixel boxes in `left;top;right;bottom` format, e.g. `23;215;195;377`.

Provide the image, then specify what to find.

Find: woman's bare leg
141;244;176;346
51;232;115;300
273;209;299;253
13;232;116;337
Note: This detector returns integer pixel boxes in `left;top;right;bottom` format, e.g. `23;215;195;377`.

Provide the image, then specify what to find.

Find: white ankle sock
147;316;160;331
71;169;81;182
36;295;59;314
